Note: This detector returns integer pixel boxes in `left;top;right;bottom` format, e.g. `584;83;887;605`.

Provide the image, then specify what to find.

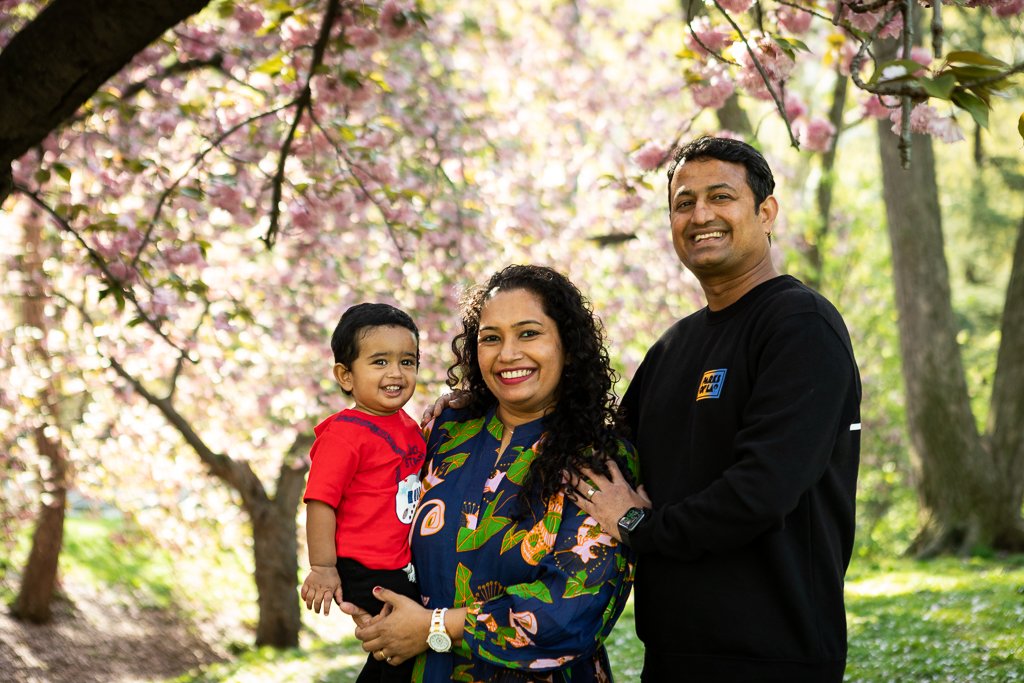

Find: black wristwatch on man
617;506;651;547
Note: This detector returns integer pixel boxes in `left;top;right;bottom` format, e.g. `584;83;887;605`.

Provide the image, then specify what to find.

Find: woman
345;264;638;682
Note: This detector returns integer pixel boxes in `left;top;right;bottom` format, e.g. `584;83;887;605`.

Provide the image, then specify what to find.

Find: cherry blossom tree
2;0;1022;652
0;0;706;644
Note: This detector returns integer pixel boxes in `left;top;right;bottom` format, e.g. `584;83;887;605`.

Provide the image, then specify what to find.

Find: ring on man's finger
585;486;597;501
376;650;384;659
387;656;393;663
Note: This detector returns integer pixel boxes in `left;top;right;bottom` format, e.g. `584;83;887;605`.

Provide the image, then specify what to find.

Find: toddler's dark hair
331;303;419;368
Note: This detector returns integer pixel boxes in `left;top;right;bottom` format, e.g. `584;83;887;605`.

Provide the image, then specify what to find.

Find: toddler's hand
300;565;343;615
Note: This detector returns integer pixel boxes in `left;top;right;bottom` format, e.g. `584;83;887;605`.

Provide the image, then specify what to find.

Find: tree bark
806;67;849;289
715;94;752;136
12;207;70;623
249;446;310;647
986;215;1024;549
877;122;1023;556
0;0;212;201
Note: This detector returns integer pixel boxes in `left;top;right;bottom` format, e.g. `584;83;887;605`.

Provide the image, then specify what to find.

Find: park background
1;0;1023;681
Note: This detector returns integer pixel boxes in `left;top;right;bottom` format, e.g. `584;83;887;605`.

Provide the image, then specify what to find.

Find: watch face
427;631;452;652
620;507;647;531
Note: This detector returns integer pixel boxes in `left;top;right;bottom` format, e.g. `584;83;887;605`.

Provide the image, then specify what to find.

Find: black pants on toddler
337;556;420;683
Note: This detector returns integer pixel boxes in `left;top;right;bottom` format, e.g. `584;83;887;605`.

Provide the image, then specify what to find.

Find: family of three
299;137;862;683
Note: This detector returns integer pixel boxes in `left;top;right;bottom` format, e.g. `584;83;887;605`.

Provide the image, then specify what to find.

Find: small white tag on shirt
850;423;862;431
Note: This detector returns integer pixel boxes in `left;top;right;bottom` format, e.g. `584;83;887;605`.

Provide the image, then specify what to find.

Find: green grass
60;515;178;609
845;556;1024;682
176;556;1024;683
7;515;1024;682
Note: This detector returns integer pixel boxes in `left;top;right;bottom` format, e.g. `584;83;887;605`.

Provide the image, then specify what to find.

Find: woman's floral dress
409;406;638;683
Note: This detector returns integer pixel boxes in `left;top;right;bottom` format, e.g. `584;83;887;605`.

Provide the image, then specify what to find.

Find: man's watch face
620;507;646;530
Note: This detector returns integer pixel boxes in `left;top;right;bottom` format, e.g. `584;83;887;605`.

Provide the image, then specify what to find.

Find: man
572;136;861;682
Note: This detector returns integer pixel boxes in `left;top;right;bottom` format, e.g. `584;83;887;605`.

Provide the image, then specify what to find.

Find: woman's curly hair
446;264;629;507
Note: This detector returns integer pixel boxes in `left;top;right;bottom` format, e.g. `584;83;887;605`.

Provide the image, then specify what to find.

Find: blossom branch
167;298;210;401
263;0;341;249
309;110;411;261
14;184;186;355
134;103;292;270
710;1;799;148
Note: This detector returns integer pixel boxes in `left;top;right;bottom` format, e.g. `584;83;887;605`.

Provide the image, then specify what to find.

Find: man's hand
419;389;470;429
300;565;344;615
565;460;651;542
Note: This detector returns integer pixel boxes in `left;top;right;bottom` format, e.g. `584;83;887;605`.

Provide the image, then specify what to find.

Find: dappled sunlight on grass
172;640;367;683
845;557;1024;682
9;513;1023;683
62;516;177;609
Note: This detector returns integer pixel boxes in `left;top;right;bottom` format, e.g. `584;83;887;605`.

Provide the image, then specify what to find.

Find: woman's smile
476;288;565;426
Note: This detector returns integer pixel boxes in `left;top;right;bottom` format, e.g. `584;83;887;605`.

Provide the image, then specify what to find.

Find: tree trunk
985;214;1024;549
715;94;752;136
806;67;849;289
247;444;310;648
0;0;212;201
104;350;314;647
876;123;1021;556
12;207;70;623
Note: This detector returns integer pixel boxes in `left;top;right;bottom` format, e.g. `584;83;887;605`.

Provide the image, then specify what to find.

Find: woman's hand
338;599;377;629
345;587;432;666
419;390;470;429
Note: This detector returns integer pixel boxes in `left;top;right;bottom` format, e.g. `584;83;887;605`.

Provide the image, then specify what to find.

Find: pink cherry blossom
799;117;836;153
150;288;178;318
165;243;205;267
281;16;319;50
843;3;904;40
691;64;735;109
927;115;966;143
615;194;644;211
686;16;733;56
776;7;813;34
997;0;1024;17
208;185;244;215
288;203;316;231
233;7;264;33
380;1;418;40
735;36;794;100
784;94;807;122
347;26;380;50
890;103;965;143
632;142;669;171
718;0;754;12
976;0;1024;16
862;95;896;119
106;261;138;284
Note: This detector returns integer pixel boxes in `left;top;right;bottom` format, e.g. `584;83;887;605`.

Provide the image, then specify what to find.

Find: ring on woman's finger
387;656;393;663
376;650;384;659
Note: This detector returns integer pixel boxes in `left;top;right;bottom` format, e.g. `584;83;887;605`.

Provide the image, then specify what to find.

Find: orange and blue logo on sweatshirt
697;368;727;400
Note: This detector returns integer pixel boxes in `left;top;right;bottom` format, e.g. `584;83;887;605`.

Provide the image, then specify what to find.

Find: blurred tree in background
1;0;1022;649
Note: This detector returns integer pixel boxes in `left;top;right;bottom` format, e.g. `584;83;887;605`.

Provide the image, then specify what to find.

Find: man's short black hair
666;136;775;212
330;303;419;367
